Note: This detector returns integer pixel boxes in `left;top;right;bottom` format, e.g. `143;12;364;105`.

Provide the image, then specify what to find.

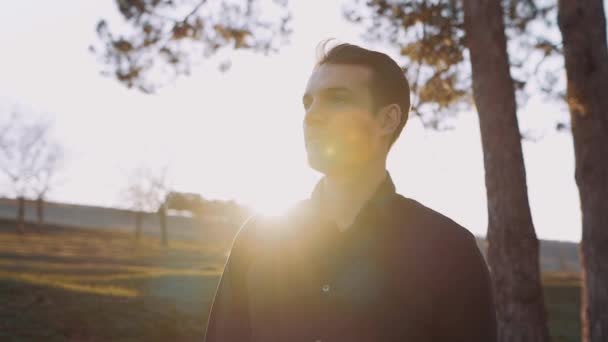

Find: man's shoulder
391;195;489;288
390;194;479;252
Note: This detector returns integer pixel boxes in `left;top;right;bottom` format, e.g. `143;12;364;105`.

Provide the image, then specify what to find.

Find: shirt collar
309;171;397;227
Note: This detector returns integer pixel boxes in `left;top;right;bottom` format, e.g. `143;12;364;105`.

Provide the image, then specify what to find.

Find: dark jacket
203;174;497;341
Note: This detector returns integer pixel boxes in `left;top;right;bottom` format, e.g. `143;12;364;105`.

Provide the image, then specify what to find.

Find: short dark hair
315;40;411;148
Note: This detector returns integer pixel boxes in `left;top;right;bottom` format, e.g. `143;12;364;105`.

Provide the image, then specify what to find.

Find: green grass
543;272;581;342
0;222;581;341
0;222;228;341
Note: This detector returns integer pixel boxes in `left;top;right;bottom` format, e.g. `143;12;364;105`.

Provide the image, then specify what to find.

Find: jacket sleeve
432;230;498;342
203;217;257;342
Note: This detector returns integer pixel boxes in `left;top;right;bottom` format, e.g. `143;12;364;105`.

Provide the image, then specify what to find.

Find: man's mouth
306;138;325;147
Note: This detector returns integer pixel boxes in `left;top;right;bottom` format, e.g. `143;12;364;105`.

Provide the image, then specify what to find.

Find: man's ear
377;104;402;138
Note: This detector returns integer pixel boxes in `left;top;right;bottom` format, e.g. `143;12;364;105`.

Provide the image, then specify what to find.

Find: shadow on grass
0;279;210;341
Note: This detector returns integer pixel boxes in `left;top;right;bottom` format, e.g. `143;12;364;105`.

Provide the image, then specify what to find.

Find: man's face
302;63;386;176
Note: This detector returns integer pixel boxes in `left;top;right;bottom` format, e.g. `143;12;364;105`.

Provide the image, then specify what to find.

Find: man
204;41;497;341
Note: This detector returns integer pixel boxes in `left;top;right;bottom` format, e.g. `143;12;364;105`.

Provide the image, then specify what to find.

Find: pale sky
0;1;588;242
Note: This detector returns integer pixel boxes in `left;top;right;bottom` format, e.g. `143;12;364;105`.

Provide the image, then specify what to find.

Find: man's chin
306;154;350;176
306;155;333;175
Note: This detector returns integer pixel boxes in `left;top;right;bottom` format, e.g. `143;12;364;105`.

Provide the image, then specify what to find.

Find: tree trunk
558;2;608;341
462;1;551;341
36;196;44;228
135;211;143;241
159;206;168;246
17;196;25;234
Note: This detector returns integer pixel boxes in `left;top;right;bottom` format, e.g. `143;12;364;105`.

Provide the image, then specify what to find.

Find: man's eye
331;95;348;104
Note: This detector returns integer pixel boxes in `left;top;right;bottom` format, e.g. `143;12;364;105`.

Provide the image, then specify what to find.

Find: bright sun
249;197;296;217
241;175;305;217
235;159;316;218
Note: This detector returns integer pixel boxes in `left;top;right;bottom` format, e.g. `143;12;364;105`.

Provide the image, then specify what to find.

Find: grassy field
542;272;581;342
0;221;581;341
0;221;228;341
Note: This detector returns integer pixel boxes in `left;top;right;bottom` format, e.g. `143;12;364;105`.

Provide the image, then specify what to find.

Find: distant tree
165;191;204;214
123;170;148;240
165;191;251;225
558;1;608;341
0;109;65;233
122;164;172;245
91;0;292;93
30;142;65;227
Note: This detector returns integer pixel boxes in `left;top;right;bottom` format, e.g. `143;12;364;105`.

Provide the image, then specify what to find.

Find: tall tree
558;1;608;341
462;1;550;341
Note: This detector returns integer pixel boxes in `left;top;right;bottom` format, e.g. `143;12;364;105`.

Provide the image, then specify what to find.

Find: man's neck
319;160;388;232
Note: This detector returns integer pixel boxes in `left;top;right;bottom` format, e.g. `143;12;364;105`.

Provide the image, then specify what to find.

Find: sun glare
250;197;297;217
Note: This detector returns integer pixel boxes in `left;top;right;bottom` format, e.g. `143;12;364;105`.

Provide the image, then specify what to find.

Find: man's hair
315;40;411;148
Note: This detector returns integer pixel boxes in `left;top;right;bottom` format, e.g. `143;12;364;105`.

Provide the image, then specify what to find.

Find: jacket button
321;284;330;293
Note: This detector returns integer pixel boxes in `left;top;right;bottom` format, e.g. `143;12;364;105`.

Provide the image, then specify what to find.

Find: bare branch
0;108;65;199
121;163;172;212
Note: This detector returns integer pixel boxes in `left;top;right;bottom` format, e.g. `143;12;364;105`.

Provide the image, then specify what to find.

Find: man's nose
304;102;326;126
